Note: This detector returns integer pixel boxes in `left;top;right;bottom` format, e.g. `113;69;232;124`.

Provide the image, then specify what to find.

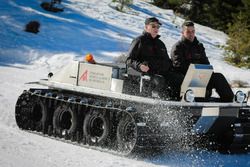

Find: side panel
49;61;78;85
181;64;213;98
78;63;113;90
191;107;239;134
111;78;124;93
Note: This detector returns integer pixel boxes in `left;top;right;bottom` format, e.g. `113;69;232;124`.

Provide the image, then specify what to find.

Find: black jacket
126;32;171;75
171;37;210;75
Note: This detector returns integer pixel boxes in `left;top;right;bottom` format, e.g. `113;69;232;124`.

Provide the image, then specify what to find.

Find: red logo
80;70;88;81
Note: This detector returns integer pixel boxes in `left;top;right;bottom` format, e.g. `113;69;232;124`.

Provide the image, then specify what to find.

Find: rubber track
24;129;129;157
18;89;138;156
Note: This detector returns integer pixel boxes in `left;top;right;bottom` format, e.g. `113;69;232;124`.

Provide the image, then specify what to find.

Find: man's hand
140;64;149;72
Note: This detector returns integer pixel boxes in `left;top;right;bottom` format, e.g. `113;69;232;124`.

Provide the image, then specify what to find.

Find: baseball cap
182;21;194;28
145;17;162;25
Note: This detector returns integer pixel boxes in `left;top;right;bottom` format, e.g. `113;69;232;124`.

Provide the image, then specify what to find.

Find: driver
126;17;183;99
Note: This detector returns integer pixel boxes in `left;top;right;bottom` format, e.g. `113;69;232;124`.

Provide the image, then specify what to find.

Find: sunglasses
150;24;161;29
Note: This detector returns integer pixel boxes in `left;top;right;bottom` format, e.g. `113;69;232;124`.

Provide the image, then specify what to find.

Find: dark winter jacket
126;32;172;75
171;37;210;75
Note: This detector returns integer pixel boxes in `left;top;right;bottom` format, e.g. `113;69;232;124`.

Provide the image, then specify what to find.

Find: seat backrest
180;64;213;98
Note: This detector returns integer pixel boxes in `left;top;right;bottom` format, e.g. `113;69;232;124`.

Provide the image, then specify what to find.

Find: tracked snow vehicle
15;60;250;155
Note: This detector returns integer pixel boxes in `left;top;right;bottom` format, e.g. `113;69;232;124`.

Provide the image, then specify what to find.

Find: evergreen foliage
112;0;133;12
152;0;188;11
153;0;243;32
187;0;243;32
153;0;249;69
224;3;250;68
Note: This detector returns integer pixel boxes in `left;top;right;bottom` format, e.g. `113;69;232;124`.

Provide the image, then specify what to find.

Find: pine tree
112;0;133;12
152;0;188;11
189;0;243;32
225;12;250;68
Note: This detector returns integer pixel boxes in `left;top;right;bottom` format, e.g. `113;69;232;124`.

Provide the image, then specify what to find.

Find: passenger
126;17;183;99
171;21;234;102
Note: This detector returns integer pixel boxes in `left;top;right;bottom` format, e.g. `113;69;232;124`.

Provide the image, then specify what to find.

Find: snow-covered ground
0;0;250;166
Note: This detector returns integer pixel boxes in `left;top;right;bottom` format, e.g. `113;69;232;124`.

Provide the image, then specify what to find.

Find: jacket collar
143;31;160;40
181;36;199;46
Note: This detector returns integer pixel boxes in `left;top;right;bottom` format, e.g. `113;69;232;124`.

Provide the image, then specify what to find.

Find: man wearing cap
126;17;183;99
171;21;234;102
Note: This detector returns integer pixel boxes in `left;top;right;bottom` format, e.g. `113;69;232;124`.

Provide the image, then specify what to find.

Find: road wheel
53;104;78;137
83;109;109;146
16;93;48;131
117;113;137;155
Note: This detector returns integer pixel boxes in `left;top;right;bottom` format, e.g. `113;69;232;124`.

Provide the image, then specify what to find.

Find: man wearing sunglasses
171;21;234;102
126;17;183;99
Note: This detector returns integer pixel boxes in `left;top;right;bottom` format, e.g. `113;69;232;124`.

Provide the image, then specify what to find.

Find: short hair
182;21;194;29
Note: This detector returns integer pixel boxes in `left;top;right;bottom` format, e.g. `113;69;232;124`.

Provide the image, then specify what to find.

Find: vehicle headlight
184;89;195;102
235;91;246;103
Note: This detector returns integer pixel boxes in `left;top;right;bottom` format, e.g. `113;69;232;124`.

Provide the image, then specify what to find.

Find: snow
0;0;250;166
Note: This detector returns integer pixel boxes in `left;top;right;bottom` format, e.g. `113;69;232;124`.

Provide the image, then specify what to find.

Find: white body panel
49;61;78;85
48;61;124;92
38;79;246;108
78;63;112;90
41;61;247;108
181;64;213;98
111;78;124;93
